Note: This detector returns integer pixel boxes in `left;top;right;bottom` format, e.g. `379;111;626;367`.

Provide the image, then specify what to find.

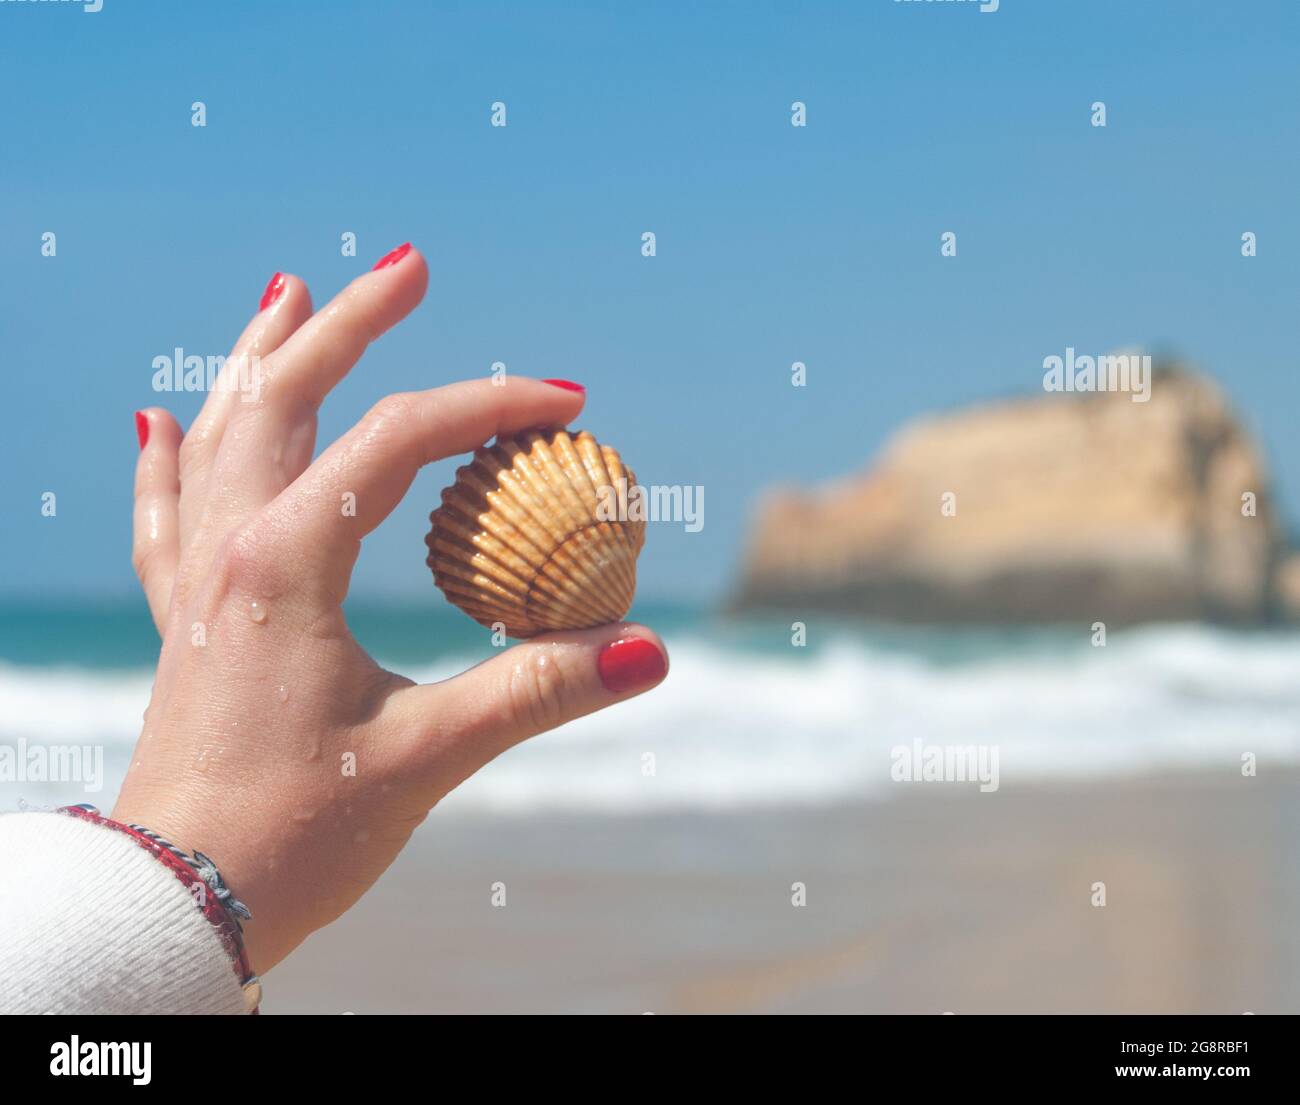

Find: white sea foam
2;625;1298;815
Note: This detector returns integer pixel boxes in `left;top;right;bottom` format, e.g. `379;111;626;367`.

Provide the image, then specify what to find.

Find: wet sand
264;771;1300;1014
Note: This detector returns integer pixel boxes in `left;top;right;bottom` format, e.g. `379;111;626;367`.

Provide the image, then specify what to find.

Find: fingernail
259;271;286;311
597;637;666;694
372;242;413;271
135;411;149;450
542;378;585;393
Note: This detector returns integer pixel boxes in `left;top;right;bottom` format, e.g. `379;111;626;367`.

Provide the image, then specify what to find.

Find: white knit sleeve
0;811;251;1015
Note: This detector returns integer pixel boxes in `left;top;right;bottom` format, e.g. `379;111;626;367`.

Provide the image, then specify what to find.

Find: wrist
59;804;261;1011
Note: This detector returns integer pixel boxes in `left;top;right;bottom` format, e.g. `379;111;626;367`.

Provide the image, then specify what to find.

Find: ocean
3;598;1299;816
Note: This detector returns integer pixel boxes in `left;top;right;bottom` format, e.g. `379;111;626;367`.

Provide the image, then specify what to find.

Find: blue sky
2;0;1298;604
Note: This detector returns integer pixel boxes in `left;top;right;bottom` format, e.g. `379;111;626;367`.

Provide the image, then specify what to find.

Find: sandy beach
263;769;1300;1014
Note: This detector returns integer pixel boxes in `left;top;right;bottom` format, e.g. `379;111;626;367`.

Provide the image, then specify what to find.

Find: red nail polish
135;411;149;450
259;271;286;310
597;637;666;694
372;242;413;271
541;379;585;393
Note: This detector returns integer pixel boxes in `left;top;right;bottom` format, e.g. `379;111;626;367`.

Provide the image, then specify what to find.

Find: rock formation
732;367;1292;625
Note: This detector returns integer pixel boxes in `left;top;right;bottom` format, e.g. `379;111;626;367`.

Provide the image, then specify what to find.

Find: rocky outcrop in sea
733;367;1296;625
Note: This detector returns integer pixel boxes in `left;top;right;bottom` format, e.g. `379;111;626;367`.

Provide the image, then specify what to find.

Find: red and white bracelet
57;804;261;1014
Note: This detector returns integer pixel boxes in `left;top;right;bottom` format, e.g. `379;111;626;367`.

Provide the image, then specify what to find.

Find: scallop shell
425;428;645;638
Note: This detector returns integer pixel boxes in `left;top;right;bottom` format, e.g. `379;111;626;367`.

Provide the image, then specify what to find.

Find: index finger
262;376;587;594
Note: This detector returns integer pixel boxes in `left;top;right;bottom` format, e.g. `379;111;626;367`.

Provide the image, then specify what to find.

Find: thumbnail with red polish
597;637;666;693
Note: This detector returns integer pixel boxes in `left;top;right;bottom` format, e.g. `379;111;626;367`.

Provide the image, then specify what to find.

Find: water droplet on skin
353;829;370;844
305;740;321;763
276;685;290;704
249;601;268;625
292;808;317;824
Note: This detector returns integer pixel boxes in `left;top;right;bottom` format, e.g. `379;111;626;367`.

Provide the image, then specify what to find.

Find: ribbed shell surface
426;429;646;638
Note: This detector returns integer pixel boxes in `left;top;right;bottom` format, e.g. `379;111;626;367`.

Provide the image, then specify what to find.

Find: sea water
1;598;1298;815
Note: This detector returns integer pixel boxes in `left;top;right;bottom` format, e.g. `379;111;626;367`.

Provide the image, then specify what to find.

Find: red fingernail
259;271;286;310
135;411;149;450
372;242;412;271
542;378;585;393
597;637;666;694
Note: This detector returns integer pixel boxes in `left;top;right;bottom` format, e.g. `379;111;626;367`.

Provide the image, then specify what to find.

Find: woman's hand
114;245;668;973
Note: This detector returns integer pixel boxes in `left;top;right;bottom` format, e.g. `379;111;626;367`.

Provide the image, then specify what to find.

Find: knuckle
506;649;571;733
216;523;282;592
358;393;420;461
368;391;417;429
344;278;390;344
131;542;156;582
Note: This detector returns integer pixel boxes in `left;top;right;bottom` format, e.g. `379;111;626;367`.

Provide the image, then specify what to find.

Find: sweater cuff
0;810;253;1014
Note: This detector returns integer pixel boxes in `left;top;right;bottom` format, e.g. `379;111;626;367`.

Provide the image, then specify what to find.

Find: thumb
383;623;668;801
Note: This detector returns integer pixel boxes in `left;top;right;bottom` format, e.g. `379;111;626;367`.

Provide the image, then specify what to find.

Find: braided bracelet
58;804;261;1014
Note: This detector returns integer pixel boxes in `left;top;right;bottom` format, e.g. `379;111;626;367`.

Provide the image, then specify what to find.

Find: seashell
425;428;645;638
